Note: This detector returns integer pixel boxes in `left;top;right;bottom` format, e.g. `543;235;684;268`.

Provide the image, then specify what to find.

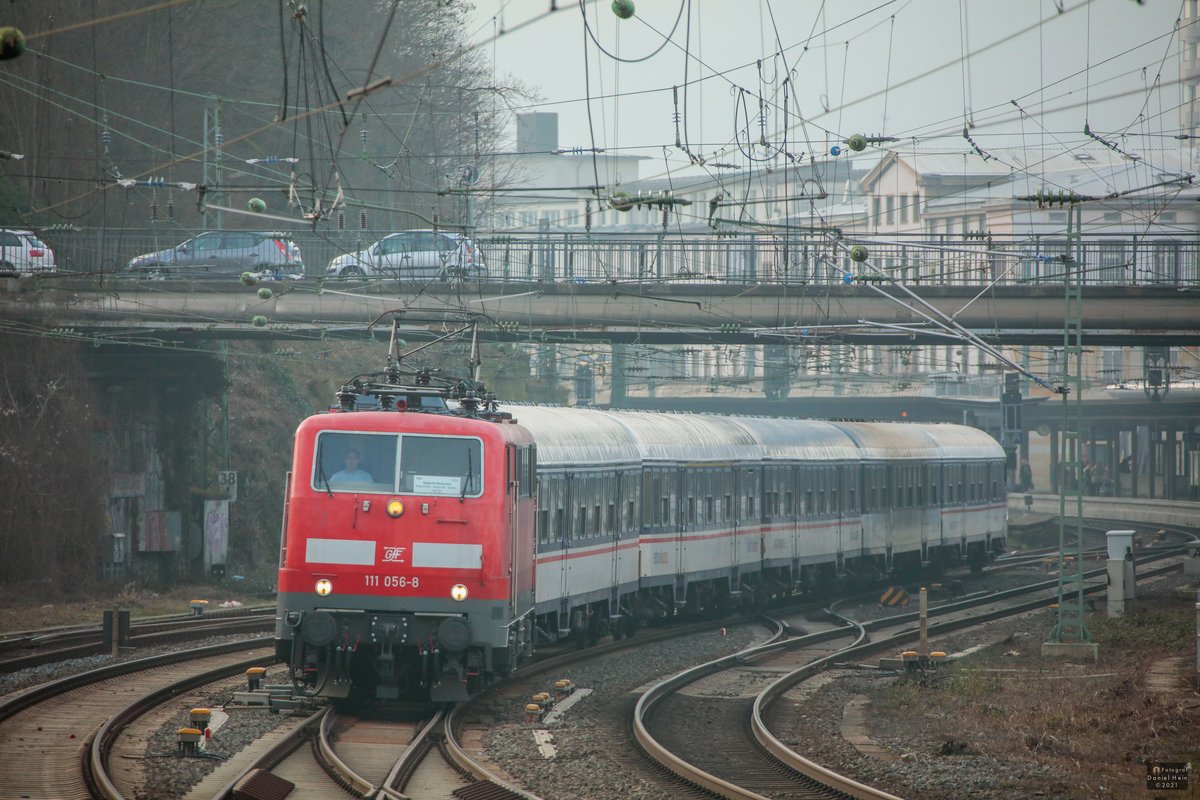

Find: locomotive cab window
313;432;398;493
399;435;483;497
312;432;483;497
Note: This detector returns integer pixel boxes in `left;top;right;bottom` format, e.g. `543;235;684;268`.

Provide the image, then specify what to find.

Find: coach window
314;431;398;493
687;496;696;525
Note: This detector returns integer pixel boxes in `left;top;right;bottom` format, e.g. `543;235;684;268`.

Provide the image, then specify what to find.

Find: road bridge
5;229;1196;346
6;278;1199;347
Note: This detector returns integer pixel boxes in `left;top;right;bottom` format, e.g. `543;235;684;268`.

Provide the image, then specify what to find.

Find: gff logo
382;546;407;563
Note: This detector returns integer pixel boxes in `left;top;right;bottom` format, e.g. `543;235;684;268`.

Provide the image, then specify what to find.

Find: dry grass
869;595;1200;799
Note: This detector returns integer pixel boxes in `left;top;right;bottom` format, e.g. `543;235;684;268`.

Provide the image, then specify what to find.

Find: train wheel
967;543;986;574
588;616;607;646
621;616;637;639
573;626;588;650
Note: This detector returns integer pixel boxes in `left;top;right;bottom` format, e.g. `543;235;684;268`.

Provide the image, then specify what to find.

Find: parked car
126;231;303;277
326;230;485;280
0;229;56;274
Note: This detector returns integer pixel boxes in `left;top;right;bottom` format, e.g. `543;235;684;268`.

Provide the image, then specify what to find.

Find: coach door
671;467;685;576
559;472;574;604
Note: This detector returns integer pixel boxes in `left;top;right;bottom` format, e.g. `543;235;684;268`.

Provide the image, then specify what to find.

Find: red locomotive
276;367;537;702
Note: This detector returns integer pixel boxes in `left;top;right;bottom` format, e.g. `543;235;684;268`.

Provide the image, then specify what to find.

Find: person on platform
1019;459;1033;492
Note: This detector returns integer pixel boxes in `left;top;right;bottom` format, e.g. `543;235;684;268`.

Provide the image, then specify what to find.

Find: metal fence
32;227;1200;288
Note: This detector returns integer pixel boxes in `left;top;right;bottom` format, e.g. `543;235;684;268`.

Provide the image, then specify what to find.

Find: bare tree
0;331;107;592
0;0;528;234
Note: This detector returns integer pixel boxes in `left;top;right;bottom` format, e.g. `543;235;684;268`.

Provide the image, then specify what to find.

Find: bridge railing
32;228;1200;288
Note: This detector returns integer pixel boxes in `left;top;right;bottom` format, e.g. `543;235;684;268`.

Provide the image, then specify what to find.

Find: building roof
863;146;1197;189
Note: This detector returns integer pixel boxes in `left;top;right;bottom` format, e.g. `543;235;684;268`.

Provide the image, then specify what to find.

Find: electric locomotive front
276;396;535;702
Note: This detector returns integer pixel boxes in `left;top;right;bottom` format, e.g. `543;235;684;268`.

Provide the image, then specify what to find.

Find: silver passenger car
508;405;1006;645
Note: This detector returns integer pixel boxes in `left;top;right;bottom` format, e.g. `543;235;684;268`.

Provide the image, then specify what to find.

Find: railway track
2;519;1190;799
632;539;1191;800
0;637;272;800
206;616;793;800
0;607;276;674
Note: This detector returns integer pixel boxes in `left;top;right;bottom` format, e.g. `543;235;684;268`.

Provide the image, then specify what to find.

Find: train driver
329;449;373;485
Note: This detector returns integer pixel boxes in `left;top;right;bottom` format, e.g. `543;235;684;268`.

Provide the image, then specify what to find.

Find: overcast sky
465;1;1188;178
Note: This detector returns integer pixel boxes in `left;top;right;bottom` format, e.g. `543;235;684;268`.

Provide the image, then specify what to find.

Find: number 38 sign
217;470;238;502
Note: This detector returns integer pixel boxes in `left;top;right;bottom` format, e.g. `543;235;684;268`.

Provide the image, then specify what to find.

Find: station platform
1010;493;1200;529
1006;508;1057;533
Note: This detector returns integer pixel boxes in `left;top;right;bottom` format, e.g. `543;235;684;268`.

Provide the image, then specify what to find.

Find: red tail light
30;249;44;257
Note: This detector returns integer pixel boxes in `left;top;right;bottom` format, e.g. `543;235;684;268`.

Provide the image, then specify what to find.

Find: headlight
450;583;468;602
386;499;404;517
315;578;333;596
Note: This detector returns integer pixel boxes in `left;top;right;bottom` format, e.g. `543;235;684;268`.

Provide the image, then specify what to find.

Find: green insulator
611;0;635;19
251;315;268;328
246;197;266;213
0;28;26;61
257;287;273;300
849;245;869;262
240;272;258;286
846;134;867;152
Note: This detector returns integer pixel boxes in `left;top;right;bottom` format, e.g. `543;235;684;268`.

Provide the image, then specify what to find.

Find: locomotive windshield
313;431;483;497
399;435;483;497
314;432;398;493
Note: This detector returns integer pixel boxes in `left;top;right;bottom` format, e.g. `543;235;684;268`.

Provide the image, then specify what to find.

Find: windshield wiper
317;457;333;497
460;446;474;502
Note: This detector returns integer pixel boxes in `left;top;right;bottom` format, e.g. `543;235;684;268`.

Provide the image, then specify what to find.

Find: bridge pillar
610;344;628;407
763;345;790;401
